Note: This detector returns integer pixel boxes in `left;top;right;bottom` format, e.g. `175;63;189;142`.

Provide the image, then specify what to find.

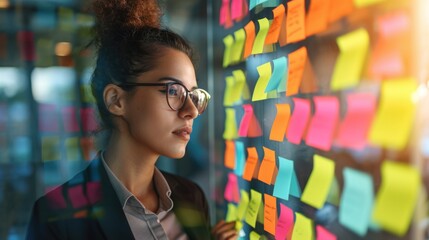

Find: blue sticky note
234;141;245;176
273;157;294;200
339;168;374;236
262;0;280;8
265;57;287;92
249;0;257;10
277;57;288;93
290;167;301;198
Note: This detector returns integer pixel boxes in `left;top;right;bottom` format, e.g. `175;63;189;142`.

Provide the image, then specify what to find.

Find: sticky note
244;105;263;137
331;28;370;91
80;137;96;161
224;140;236;169
257;197;264;224
316;225;337;240
58;7;74;32
231;0;246;21
243;21;256;59
68;184;89;209
305;0;330;36
252;62;274;101
336;93;376;150
290;168;302;198
292;213;313;240
39;104;59;132
223;108;238;140
339;168;374;236
45;186;67;209
245;189;262;228
226;203;238;222
354;0;385;8
372;161;421;236
286;47;307;96
224;173;240;203
305;96;339;151
286;98;311;145
234;141;245;176
219;0;233;28
230;29;246;64
62;106;79;132
273;157;294;200
238;104;252;137
327;0;354;23
265;57;287;92
42;136;61;161
368;79;417;150
300;58;319;94
223;35;234;68
17;31;35;61
250;231;261;240
232;70;248;102
81;107;98;132
65;137;80;161
286;0;306;44
243;147;259;181
264;194;277;235
237;190;250;220
269;104;291;142
326;177;340;206
86;182;102;204
301;154;335;209
252;18;270;55
224;76;236;106
276;204;294;240
265;4;285;44
257;147;277;185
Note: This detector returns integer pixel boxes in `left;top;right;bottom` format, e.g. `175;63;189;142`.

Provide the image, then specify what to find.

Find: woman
26;0;237;239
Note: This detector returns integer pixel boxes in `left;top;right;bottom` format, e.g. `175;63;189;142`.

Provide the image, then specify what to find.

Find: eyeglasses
118;82;211;114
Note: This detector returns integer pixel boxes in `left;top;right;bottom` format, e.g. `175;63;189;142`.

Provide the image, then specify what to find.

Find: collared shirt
101;153;188;240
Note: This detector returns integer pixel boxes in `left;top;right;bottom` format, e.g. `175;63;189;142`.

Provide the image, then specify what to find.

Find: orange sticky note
278;6;288;47
264;194;277;235
328;0;354;23
257;147;277;185
265;4;285;44
287;47;307;96
305;0;330;37
243;147;259;181
269;104;291;142
224;140;236;169
243;21;256;59
248;111;263;138
286;0;306;44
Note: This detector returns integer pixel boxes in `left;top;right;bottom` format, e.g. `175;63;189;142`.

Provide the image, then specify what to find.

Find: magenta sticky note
39;104;59;132
86;181;102;204
46;186;67;210
275;203;294;240
224;173;240;203
62;106;80;132
316;225;337;240
286;98;311;144
231;0;243;20
68;184;89;209
305;96;339;151
336;93;376;150
238;104;253;137
17;31;35;61
81;107;98;132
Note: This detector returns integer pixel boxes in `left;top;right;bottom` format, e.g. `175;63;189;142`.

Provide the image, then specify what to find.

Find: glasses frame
117;81;210;114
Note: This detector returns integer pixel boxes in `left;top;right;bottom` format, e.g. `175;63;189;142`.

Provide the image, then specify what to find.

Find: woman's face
122;47;199;159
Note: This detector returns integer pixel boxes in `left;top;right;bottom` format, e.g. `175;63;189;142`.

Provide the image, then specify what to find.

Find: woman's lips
172;126;192;141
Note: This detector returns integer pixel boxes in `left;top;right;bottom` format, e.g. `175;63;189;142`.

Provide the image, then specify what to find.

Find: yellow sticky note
252;18;270;54
291;213;314;240
223;35;234;68
252;62;276;101
230;29;246;64
223;76;235;106
250;231;261;240
331;28;370;91
42;136;61;161
226;203;238;222
65;137;80;161
354;0;386;8
245;189;262;228
368;78;417;150
232;70;247;102
372;161;421;236
301;154;335;209
237;190;249;220
223;108;238;140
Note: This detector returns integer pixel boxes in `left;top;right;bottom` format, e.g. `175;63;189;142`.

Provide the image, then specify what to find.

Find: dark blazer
26;156;212;240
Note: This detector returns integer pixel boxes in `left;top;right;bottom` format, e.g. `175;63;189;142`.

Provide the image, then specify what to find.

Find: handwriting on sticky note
276;203;294;240
245;189;262;228
257;147;277;185
273;157;294;200
252;18;270;54
222;35;234;68
243;147;259;181
372;161;421;236
243;21;256;59
286;98;311;145
287;0;306;43
234;141;245;176
305;96;339;151
316;225;337;240
287;47;307;96
301;154;335;209
292;213;313;240
265;57;287;92
331;28;370;91
265;4;285;44
223;108;238;140
339;168;374;236
368;79;417;150
305;0;330;36
269;104;291;142
224;173;240;203
336;92;376;150
237;190;249;220
224;140;235;169
252;62;272;101
264;194;277;235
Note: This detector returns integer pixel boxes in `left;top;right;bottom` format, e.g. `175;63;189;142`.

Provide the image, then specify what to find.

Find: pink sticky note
219;0;233;28
86;182;102;204
275;203;294;240
17;31;35;61
39;104;59;132
238;104;253;137
336;93;376;150
81;107;98;132
62;106;80;132
286;98;311;145
316;225;337;240
224;173;240;203
305;96;339;151
45;186;67;210
231;0;246;21
68;184;89;209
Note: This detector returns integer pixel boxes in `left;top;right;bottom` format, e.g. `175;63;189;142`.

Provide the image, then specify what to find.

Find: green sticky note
230;29;246;64
252;62;276;101
252;18;270;54
237;190;249;220
250;231;261;240
232;70;248;102
42;136;61;161
223;35;234;68
65;137;80;161
245;189;262;228
223;108;238;140
291;213;313;240
224;76;236;106
226;203;238;222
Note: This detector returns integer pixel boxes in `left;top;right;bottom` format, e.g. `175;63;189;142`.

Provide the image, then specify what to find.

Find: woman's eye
167;87;178;96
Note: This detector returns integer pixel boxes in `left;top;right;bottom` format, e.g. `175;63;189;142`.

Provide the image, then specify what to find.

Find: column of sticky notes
220;0;420;239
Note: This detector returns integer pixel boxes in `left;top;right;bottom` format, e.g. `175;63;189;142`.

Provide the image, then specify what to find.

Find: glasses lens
166;83;187;110
190;89;210;114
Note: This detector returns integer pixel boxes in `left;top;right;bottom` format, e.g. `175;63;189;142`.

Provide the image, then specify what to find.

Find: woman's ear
103;84;126;116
